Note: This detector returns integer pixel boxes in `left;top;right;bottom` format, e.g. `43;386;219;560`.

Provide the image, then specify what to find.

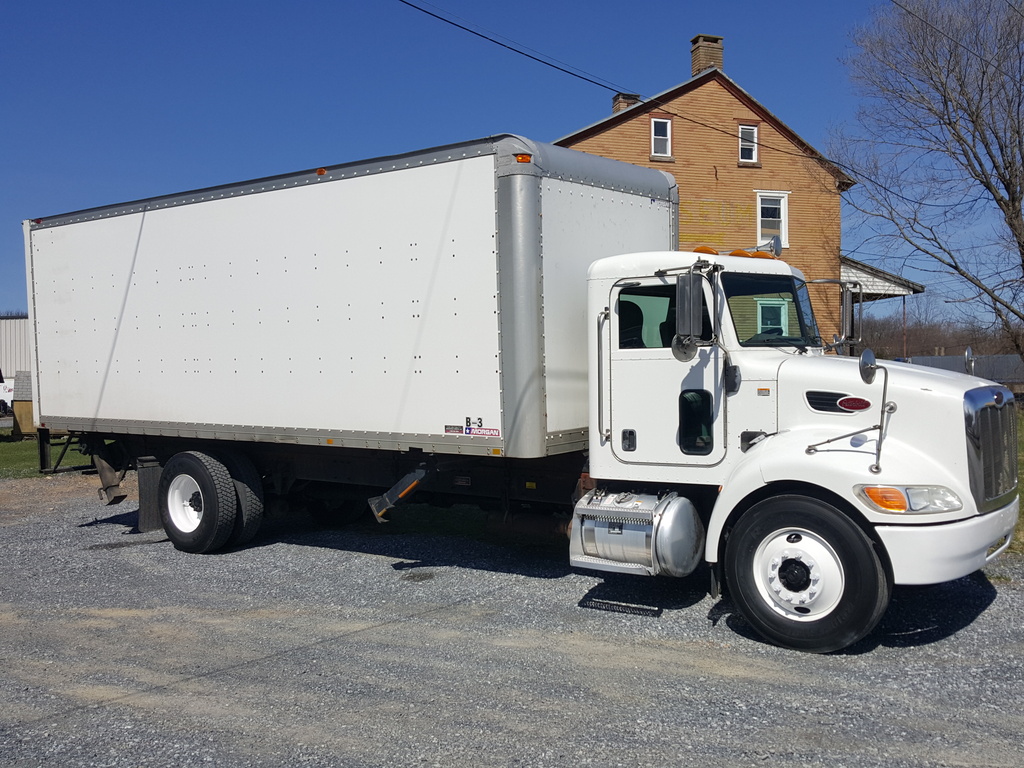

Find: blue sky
1;0;880;313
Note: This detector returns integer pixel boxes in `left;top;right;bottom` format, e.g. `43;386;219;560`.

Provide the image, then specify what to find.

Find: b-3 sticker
444;418;500;437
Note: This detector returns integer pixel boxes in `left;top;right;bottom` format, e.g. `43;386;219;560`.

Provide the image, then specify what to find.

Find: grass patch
0;429;91;480
0;429;43;479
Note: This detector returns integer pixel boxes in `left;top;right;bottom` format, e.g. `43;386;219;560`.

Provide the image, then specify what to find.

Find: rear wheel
216;451;265;547
159;451;237;553
724;495;890;653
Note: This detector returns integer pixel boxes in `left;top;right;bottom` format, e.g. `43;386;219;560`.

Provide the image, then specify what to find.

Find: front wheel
724;495;890;653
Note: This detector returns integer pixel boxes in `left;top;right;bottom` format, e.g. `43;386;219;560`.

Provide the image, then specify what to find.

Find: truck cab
571;248;1019;652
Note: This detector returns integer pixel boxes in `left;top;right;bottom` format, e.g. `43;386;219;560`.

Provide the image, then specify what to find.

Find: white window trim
739;124;758;163
755;190;790;248
651;118;672;157
756;298;790;335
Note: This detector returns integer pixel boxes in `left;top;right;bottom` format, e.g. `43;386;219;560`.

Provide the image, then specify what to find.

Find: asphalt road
1;472;1023;767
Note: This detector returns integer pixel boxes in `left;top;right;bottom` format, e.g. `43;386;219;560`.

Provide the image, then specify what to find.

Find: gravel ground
1;471;1022;767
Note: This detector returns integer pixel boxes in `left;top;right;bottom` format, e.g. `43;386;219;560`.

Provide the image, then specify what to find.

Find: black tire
215;451;265;547
724;495;890;653
159;451;237;554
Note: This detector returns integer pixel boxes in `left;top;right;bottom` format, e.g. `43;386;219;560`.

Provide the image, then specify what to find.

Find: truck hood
775;354;994;431
772;353;1008;497
778;354;987;405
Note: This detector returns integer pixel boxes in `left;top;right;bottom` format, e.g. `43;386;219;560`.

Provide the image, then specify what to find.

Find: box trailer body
25;135;677;459
25;136;1019;654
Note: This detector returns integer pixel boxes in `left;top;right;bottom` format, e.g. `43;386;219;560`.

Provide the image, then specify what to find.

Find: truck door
608;280;725;466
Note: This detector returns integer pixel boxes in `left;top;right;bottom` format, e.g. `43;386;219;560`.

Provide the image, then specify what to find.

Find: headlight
855;485;963;514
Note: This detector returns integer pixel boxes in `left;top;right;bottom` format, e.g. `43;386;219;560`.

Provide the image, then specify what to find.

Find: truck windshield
721;272;821;348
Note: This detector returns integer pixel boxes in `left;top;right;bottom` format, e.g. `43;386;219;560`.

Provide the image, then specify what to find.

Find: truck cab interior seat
619;300;646;348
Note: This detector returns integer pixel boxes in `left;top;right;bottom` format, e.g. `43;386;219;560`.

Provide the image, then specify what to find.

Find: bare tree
862;302;1020;358
833;0;1024;361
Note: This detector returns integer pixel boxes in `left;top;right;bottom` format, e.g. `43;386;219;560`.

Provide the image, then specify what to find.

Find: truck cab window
679;389;713;455
617;284;712;349
722;273;821;347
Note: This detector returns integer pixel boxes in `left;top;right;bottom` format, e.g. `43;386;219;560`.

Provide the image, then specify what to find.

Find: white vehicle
0;378;12;415
24;136;1018;652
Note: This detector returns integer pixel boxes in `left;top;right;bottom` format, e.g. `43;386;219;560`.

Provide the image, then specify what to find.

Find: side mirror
964;345;975;375
673;271;703;363
811;278;863;352
859;348;878;385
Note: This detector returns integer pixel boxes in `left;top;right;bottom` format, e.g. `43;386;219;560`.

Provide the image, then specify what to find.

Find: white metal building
1;315;31;382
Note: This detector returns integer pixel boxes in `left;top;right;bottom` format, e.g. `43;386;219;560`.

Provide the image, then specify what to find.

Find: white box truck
24;135;1019;652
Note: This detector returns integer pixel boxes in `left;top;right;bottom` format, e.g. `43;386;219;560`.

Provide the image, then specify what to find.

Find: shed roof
839;256;925;301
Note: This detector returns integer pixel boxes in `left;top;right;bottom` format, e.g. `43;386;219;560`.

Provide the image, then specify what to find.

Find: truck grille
964;387;1018;513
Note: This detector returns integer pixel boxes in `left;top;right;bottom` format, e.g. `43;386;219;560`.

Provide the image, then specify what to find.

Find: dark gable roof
555;68;855;191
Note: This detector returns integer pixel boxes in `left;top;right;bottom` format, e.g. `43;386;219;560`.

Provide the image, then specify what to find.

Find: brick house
555;34;862;339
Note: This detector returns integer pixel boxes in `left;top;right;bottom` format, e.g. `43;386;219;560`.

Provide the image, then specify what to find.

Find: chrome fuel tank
569;489;705;577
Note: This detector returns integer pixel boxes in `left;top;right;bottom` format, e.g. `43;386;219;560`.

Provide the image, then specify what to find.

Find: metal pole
902;295;907;359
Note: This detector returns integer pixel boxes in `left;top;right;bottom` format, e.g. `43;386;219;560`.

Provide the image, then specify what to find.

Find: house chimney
612;92;642;113
690;34;724;76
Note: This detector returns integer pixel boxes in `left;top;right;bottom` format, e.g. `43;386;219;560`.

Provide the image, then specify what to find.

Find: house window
756;298;790;336
756;190;789;248
739;125;758;163
651;118;672;157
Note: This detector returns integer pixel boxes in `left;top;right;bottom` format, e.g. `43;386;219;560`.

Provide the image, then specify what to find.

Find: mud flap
92;451;128;506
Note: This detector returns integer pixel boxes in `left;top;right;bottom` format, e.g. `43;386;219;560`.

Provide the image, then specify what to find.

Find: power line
889;0;1018;81
399;0;628;93
395;0;623;93
1001;0;1024;23
397;0;805;157
396;0;991;212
